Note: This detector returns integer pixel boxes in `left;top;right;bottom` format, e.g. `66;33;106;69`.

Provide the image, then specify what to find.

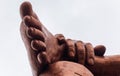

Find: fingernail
69;51;75;58
88;58;94;65
55;34;65;45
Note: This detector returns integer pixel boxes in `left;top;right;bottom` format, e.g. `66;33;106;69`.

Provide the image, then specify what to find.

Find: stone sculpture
20;1;120;76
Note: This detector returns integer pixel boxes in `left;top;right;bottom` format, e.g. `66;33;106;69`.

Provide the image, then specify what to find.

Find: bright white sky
1;0;120;76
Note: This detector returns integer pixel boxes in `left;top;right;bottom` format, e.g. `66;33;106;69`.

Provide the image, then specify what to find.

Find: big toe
20;1;38;19
20;1;33;18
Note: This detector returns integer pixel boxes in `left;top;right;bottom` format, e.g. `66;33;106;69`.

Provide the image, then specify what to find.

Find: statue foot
20;2;65;76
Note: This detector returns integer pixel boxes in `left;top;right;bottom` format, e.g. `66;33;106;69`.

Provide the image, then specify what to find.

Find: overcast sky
1;0;120;76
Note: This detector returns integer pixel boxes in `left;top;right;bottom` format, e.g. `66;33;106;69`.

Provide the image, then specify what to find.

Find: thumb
94;45;106;56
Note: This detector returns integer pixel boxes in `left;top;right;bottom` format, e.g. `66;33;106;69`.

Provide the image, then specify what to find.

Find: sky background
1;0;120;76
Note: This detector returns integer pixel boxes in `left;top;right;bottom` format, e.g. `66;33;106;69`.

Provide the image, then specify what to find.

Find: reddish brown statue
20;2;120;76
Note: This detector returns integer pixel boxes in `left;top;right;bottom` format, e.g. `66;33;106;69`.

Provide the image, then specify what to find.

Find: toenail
68;50;75;58
23;16;31;26
37;53;42;64
31;40;46;52
27;27;45;42
55;34;65;45
41;52;50;64
88;58;94;65
37;52;49;64
24;16;42;30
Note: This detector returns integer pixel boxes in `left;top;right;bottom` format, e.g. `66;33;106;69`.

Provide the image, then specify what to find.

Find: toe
94;45;106;56
37;52;50;65
20;1;33;18
26;27;45;42
23;16;42;30
20;1;38;19
31;40;46;52
75;41;85;65
66;39;76;60
85;43;95;65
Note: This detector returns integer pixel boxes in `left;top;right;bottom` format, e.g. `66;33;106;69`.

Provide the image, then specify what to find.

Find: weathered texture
86;55;120;76
40;61;93;76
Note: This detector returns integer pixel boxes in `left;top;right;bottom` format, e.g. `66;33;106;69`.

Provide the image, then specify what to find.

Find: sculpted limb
20;1;120;76
62;38;106;65
20;2;66;76
66;39;120;76
20;2;93;76
85;55;120;76
65;34;120;76
51;34;120;76
55;34;105;65
64;39;120;76
73;40;120;76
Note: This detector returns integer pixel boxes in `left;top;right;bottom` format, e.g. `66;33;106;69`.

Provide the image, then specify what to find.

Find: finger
85;43;95;65
26;27;45;42
66;39;76;59
55;34;65;45
23;16;42;30
31;40;46;52
94;45;106;56
75;41;85;65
